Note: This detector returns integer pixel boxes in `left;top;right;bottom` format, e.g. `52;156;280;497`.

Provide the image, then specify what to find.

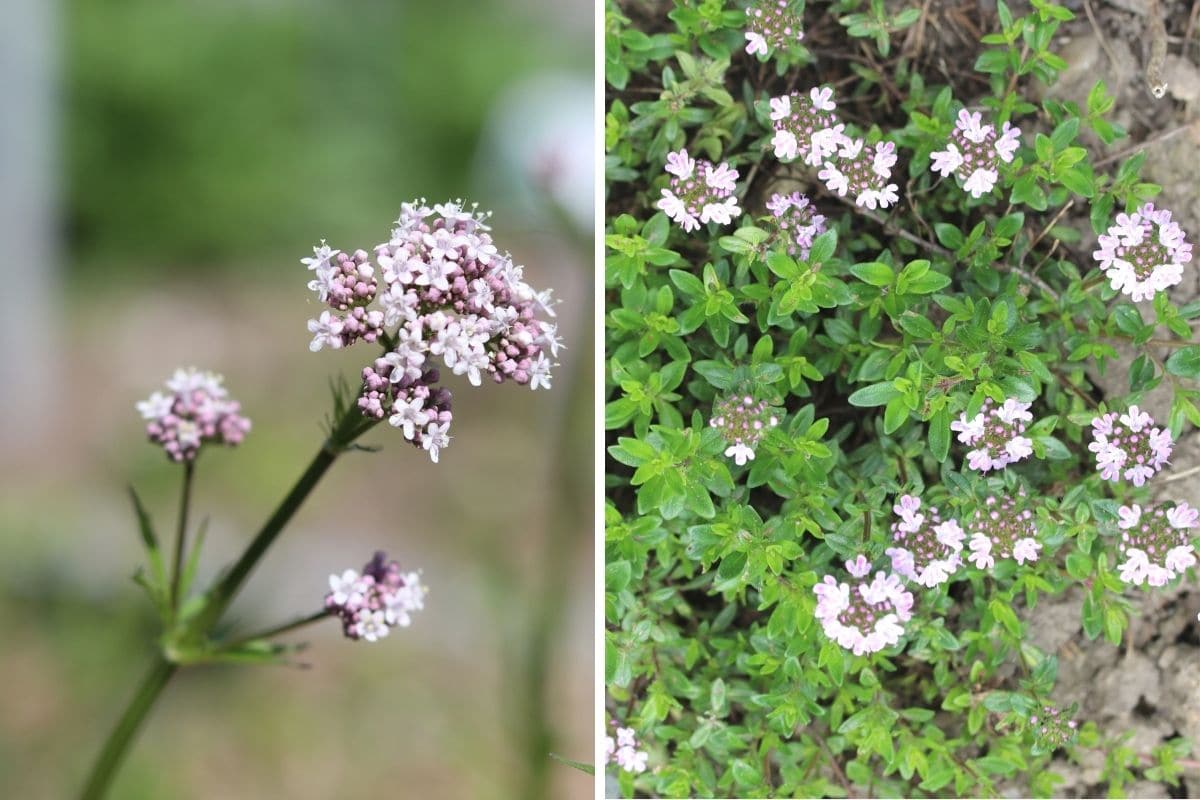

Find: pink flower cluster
744;0;804;57
709;393;781;466
950;398;1034;472
765;191;826;260
930;109;1021;198
1115;501;1199;586
303;201;562;462
1089;406;1173;487
886;495;965;588
813;555;914;655
135;368;251;462
325;551;427;642
768;87;899;209
966;493;1042;570
1029;705;1078;751
605;721;649;774
1092;202;1192;301
657;149;741;232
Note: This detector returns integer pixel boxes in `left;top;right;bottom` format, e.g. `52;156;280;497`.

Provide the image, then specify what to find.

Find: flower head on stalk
765;191;827;260
709;393;782;466
1088;406;1173;486
656;149;741;232
951;397;1035;472
886;494;964;588
136;368;251;462
1029;705;1079;753
930;109;1021;199
744;0;804;57
1092;202;1193;301
1115;501;1199;587
813;555;914;655
769;87;849;167
302;201;562;462
325;551;427;642
605;720;649;774
965;491;1042;570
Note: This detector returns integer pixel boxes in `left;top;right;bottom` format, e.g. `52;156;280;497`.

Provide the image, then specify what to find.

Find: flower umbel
1089;406;1173;486
951;397;1035;472
965;492;1042;570
1092;202;1193;301
1115;501;1199;587
765;191;827;260
657;149;741;232
744;0;804;57
303;200;562;462
813;555;915;656
930;109;1021;199
1029;705;1079;753
325;551;427;642
818;137;900;210
136;368;251;462
709;393;781;466
886;495;965;588
769;87;848;167
605;720;649;774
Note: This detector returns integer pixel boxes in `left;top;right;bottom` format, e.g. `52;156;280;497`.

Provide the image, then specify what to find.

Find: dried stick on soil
1082;0;1121;71
1093;121;1198;168
1146;0;1169;98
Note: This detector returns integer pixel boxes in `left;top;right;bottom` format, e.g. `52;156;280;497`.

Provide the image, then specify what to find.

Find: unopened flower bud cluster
709;393;781;466
136;368;251;462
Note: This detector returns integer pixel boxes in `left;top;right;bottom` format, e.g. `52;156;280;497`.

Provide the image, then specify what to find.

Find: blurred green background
0;0;594;798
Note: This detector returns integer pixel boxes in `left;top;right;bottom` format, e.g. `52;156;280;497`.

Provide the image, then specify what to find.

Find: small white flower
307;311;344;352
422;421;451;463
389;396;430;441
745;31;768;55
355;609;390;642
328;569;364;606
724;442;755;465
529;353;554;391
136;391;174;420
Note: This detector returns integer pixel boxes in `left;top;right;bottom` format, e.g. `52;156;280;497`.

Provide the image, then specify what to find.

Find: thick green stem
169;460;194;610
80;657;177;800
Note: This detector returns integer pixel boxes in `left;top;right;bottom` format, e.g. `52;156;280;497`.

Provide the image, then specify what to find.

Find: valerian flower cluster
304;200;562;462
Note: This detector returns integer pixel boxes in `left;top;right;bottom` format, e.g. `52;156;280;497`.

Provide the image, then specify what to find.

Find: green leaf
934;223;965;251
848;382;901;407
1165;346;1200;380
929;407;951;462
989;598;1022;637
549;753;595;776
851;261;895;287
128;487;167;594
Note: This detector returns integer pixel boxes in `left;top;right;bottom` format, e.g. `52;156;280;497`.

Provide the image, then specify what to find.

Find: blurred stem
220;608;332;649
169;460;195;611
80;657;177;800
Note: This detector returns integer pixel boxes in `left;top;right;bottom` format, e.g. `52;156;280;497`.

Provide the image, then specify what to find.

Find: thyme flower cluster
930;109;1022;198
765;191;827;260
886;495;965;588
1088;405;1173;487
966;492;1042;570
951;397;1034;473
813;555;915;656
708;393;781;466
303;200;562;462
1093;202;1193;301
743;0;804;57
657;149;741;232
135;368;251;462
605;721;649;774
325;551;427;642
1115;502;1199;587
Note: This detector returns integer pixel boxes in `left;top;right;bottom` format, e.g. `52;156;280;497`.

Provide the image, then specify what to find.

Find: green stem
80;657;177;800
170;460;195;611
195;407;375;633
220;608;332;650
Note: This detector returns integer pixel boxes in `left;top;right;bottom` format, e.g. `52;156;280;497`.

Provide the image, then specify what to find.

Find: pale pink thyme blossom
656;149;742;232
744;0;804;57
769;87;849;167
303;200;563;462
1029;705;1078;751
709;393;782;466
813;555;914;655
1115;501;1198;587
929;109;1021;199
1092;202;1193;301
950;398;1035;472
605;721;649;774
885;494;965;588
965;492;1042;570
136;368;251;463
817;137;900;210
1088;406;1173;486
324;551;427;642
765;192;826;260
